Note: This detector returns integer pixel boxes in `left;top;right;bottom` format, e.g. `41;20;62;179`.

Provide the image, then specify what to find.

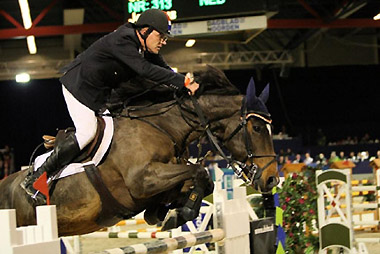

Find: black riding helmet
136;9;172;40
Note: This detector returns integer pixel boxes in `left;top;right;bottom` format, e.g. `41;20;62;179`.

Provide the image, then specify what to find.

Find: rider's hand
187;82;199;95
185;72;199;96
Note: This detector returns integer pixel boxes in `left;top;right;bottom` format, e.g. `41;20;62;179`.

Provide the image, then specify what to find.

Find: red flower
285;197;291;203
292;173;298;179
299;198;305;204
282;204;287;210
309;209;315;214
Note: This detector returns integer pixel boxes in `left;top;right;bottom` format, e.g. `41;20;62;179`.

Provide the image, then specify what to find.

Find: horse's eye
253;126;261;133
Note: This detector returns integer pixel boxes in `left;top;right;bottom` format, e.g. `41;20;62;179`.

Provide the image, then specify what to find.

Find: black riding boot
20;132;80;200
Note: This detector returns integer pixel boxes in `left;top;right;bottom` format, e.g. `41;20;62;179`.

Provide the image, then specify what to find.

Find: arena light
185;39;196;47
18;0;37;54
27;35;37;54
374;12;380;20
15;72;30;83
18;0;32;29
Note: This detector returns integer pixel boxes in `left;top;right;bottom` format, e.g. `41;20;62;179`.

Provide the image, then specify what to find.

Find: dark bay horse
0;66;278;236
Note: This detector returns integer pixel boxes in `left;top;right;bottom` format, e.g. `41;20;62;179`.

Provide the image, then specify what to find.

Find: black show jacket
60;23;185;111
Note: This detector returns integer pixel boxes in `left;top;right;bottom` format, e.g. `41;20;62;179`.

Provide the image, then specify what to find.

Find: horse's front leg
126;162;213;229
127;162;202;199
162;165;214;231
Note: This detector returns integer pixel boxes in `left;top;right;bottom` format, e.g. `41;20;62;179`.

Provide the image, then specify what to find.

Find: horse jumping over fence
0;66;279;236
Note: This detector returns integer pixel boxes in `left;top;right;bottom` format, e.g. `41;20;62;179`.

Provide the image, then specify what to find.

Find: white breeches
62;85;97;150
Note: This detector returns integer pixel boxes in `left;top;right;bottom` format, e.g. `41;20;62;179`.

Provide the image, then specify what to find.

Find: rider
20;9;199;200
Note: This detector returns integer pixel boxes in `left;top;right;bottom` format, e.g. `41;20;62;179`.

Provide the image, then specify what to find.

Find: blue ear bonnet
244;77;271;118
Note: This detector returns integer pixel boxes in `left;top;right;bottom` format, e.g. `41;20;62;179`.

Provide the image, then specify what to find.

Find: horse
0;66;279;236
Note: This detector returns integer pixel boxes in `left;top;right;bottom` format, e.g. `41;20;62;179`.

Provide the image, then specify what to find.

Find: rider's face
145;30;167;54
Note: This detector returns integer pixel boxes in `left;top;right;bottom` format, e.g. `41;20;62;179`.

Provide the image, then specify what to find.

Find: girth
84;164;135;227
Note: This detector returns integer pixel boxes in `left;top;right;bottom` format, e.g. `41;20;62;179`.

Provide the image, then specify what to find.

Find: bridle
190;96;277;187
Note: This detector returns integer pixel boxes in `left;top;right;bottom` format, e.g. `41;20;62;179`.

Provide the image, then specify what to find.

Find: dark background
1;64;379;169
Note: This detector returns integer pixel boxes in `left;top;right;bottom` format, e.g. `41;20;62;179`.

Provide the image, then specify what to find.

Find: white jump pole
92;229;225;254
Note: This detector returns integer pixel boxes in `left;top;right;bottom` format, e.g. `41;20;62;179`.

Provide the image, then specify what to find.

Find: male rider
21;9;199;202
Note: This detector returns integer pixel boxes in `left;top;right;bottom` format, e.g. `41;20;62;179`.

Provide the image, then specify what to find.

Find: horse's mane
108;65;240;107
193;65;240;96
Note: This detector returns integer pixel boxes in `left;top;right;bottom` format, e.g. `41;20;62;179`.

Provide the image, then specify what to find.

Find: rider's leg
20;85;98;197
62;85;98;151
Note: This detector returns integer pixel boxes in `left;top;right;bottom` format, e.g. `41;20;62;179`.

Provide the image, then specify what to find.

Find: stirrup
20;175;47;205
31;191;47;205
21;186;47;205
20;175;37;195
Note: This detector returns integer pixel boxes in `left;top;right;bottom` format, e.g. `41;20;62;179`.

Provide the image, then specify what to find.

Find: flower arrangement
278;166;320;254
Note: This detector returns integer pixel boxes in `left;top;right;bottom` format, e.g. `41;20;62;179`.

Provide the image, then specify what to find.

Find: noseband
190;96;277;186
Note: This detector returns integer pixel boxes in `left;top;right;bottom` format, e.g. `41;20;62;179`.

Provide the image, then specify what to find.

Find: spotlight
185;39;196;47
15;72;30;83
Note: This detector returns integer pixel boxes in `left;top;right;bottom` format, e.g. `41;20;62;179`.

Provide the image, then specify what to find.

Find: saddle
42;116;106;163
41;116;134;225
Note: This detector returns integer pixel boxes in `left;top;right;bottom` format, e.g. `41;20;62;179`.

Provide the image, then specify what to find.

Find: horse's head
221;77;279;193
191;66;279;193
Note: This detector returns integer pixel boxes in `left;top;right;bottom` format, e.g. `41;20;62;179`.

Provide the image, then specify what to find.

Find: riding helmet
136;9;172;37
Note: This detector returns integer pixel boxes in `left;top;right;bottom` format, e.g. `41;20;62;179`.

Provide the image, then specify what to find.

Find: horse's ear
259;83;270;103
246;77;257;107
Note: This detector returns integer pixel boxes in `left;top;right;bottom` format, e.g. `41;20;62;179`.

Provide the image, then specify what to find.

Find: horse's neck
181;95;242;144
120;95;242;151
132;102;195;147
197;95;242;121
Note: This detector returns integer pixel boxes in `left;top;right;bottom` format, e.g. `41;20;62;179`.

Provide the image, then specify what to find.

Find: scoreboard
125;0;278;22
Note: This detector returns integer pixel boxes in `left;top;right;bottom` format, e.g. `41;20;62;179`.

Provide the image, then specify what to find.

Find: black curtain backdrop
1;65;379;170
0;79;73;170
224;65;380;145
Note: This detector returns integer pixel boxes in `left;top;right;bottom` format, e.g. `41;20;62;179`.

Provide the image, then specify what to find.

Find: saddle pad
33;111;114;179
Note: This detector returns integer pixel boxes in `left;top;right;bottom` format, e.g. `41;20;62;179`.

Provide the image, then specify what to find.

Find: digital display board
125;0;278;22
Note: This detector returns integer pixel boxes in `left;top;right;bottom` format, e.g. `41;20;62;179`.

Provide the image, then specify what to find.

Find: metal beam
0;58;71;80
0;19;380;40
268;18;380;29
31;0;60;28
0;22;122;39
0;9;23;28
93;0;123;21
0;50;293;80
167;50;293;72
297;0;323;20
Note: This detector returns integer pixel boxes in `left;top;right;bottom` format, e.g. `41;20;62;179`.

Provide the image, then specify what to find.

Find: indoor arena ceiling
0;0;379;80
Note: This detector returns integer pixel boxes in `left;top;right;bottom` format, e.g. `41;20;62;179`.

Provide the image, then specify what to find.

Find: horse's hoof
144;205;170;225
161;210;184;231
161;209;189;231
144;209;160;225
161;210;178;231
